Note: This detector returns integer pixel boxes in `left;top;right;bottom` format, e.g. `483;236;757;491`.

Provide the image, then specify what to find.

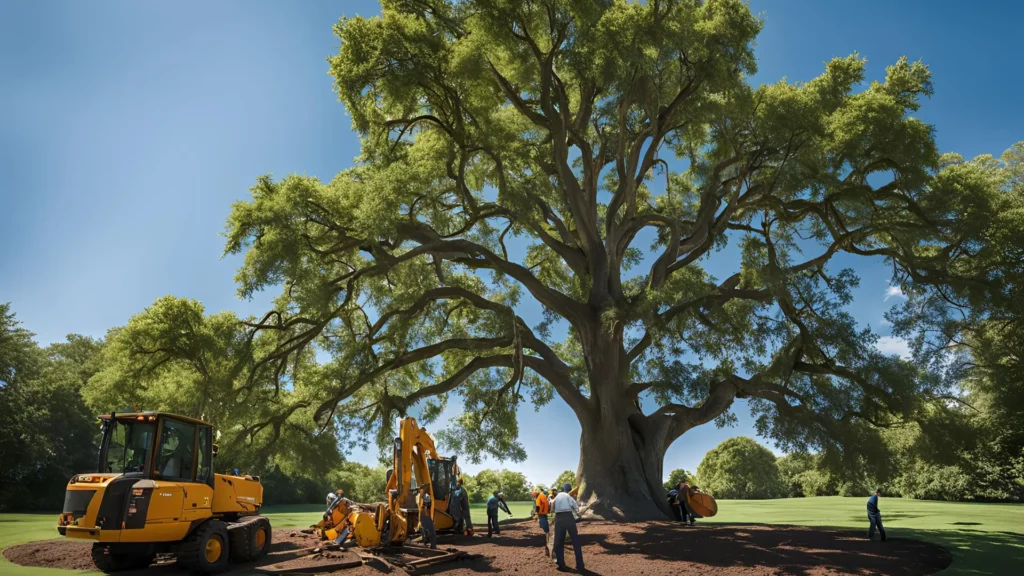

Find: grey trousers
553;512;584;570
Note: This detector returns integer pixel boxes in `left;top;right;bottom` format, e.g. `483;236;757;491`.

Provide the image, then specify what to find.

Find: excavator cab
425;457;460;527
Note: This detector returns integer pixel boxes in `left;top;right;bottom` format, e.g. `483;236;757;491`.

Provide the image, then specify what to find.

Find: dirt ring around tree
4;520;952;575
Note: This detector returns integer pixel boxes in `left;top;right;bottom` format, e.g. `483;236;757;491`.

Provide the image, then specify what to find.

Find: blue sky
2;0;1022;488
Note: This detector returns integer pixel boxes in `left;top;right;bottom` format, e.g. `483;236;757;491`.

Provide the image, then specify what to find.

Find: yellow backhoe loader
58;412;271;574
314;417;465;548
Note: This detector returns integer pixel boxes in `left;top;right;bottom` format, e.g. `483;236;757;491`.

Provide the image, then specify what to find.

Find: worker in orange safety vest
530;489;551;533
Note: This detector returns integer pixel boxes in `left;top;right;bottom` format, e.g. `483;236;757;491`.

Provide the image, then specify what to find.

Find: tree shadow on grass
897;528;1024;576
591;524;948;576
846;512;922;523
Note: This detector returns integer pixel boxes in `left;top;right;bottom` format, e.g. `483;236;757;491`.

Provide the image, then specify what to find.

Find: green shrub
697;437;785;499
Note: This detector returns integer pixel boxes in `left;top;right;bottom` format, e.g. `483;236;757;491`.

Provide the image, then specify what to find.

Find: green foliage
553;470;577;491
0;303;39;386
697;437;786;499
219;2;986;510
775;452;873;498
884;142;1024;502
261;461;388;506
85;296;342;480
664;468;697;491
328;462;389;504
468;468;531;502
0;305;102;512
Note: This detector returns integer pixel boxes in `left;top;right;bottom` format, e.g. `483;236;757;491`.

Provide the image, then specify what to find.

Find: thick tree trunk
574;395;673;521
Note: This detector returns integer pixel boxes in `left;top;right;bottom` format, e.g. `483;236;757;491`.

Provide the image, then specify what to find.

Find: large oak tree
226;0;984;519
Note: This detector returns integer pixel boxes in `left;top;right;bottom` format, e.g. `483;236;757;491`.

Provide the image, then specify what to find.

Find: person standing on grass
867;488;887;542
551;482;585;572
486;491;510;536
531;489;551;534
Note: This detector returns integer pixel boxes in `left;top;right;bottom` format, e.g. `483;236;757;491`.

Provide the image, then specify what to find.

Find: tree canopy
223;0;1000;519
553;470;577;491
697;436;785;499
0;304;101;511
663;468;696;491
86;296;343;477
469;468;532;501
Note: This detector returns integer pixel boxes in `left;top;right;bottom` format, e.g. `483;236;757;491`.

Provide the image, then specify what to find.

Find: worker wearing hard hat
530;489;550;534
416;484;438;549
551;483;584;572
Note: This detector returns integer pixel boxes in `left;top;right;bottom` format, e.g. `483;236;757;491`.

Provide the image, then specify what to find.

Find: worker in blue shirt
867;488;886;541
486;491;511;536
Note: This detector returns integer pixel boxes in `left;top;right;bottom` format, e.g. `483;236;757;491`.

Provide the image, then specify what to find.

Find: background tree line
0;298;538;511
668;425;1023;502
3;289;1022;510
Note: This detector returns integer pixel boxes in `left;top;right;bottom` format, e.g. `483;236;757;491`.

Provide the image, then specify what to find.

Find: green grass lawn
2;498;1020;575
704;497;1024;576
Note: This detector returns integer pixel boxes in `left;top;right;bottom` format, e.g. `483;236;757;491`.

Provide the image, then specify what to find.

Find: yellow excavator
314;417;466;548
58;412;270;574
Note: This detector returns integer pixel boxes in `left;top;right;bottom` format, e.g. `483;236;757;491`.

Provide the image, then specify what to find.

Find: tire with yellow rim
179;519;230;574
229;515;272;562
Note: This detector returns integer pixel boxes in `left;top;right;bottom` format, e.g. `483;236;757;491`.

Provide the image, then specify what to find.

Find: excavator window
427;459;452;502
102;419;155;474
155;418;195;481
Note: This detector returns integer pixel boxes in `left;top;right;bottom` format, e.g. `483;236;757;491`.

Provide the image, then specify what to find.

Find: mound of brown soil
2;528;323;574
4;521;951;575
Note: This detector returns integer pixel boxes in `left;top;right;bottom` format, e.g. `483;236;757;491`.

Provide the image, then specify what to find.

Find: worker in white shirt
550;482;584;572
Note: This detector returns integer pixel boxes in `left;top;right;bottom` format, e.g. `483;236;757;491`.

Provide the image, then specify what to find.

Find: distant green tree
85;296;341;482
0;304;102;511
775;452;873;497
775;453;813;497
553;470;577;491
328;462;388;503
467;468;529;501
497;469;532;500
0;302;39;386
471;469;501;502
533;484;548;495
698;437;785;499
881;421;1013;502
663;468;697;491
460;472;484;504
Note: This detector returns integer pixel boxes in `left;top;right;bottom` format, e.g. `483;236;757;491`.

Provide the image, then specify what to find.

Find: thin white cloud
875;336;911;360
884;285;906;301
879;318;893;327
